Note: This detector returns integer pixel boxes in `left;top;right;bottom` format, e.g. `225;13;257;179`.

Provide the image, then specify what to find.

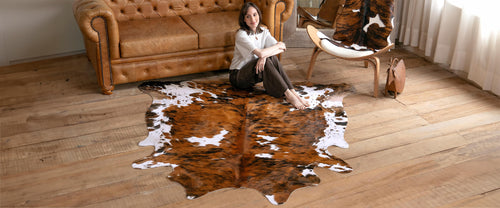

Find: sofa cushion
119;16;198;58
182;11;240;49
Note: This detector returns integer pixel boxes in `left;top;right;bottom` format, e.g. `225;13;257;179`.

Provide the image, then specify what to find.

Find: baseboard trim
8;50;86;66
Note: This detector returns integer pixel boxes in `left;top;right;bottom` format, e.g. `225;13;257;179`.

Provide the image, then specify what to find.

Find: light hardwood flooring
1;46;499;207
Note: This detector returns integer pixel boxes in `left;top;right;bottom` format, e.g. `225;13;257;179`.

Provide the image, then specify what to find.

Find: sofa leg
101;86;114;95
97;76;114;95
95;71;114;95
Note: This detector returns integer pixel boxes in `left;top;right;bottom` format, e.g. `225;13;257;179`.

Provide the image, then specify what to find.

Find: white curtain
394;0;500;96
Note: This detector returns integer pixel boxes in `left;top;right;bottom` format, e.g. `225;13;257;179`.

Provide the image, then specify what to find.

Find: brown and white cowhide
132;81;354;205
333;0;395;50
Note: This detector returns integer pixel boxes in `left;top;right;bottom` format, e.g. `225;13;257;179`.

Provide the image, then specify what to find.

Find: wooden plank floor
1;46;499;207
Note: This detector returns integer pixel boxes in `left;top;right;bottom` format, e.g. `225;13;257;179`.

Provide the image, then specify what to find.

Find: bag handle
389;57;399;98
390;58;399;68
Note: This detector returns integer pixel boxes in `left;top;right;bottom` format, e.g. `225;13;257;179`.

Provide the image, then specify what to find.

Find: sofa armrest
73;0;120;94
73;0;119;59
247;0;294;42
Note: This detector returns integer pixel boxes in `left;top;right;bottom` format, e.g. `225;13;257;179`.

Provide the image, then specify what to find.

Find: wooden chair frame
305;25;394;97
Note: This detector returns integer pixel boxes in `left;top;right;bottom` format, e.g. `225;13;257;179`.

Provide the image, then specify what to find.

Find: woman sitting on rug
229;2;310;110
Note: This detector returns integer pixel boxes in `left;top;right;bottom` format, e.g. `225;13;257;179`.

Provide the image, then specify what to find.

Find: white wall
0;0;85;66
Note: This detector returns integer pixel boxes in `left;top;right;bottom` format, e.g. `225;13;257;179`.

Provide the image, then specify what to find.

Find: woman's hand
254;42;286;73
252;42;287;59
256;57;266;74
276;42;286;51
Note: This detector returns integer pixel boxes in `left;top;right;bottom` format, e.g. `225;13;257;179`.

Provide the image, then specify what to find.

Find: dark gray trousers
229;56;293;98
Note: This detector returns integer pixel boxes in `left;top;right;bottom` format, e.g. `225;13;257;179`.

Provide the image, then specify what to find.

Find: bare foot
285;90;306;110
291;89;310;107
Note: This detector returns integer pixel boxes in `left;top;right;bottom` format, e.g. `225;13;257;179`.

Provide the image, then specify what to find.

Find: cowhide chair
305;0;395;97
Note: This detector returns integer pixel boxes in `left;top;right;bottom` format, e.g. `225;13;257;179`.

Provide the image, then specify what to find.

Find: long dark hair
238;2;263;35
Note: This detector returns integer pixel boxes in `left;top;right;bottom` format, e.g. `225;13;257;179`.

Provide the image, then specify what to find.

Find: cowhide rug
132;81;354;205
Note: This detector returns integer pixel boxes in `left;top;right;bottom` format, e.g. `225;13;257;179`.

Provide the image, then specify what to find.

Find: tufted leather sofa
73;0;293;94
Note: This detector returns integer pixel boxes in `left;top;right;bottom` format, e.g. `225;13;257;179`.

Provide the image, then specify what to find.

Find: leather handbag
385;58;406;98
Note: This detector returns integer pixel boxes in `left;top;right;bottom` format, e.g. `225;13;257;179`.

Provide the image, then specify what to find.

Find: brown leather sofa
73;0;293;94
